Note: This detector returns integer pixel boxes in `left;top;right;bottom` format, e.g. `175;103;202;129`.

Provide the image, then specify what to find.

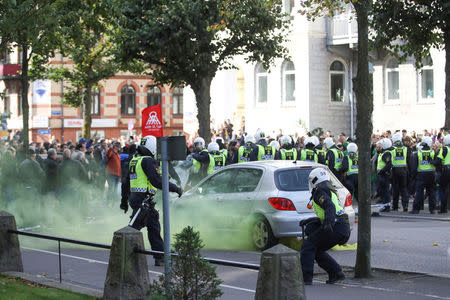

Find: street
17;215;450;299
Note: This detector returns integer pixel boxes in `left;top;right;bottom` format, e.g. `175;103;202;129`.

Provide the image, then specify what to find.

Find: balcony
0;63;21;79
326;13;358;46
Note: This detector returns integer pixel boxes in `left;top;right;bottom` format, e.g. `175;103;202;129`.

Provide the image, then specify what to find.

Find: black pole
58;241;62;283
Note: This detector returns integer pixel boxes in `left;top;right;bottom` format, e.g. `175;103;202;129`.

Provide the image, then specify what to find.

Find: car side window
231;168;263;193
201;169;235;194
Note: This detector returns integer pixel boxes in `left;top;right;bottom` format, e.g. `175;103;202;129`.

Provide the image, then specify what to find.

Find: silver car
171;160;355;251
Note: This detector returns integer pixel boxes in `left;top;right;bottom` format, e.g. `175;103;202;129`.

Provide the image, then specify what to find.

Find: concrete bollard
255;244;306;300
104;226;150;300
0;211;24;272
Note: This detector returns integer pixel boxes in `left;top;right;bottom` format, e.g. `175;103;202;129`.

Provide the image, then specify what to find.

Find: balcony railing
327;13;358;46
0;63;21;79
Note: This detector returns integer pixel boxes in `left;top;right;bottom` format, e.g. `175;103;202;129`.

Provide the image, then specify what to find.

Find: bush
149;226;223;300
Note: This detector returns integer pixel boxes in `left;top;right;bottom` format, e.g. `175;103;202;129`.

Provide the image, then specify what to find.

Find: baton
129;208;141;227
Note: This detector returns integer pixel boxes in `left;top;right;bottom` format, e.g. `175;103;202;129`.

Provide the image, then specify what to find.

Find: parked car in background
171;160;355;251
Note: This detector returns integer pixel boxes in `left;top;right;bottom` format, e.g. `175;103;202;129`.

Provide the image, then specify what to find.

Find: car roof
223;160;324;171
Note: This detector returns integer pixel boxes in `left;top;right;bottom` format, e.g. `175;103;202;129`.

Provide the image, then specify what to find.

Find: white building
183;2;446;140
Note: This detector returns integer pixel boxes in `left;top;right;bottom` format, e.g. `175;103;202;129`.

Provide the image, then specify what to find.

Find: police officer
299;137;319;163
410;136;436;214
270;140;280;152
189;137;210;186
215;137;228;161
315;137;327;165
300;167;350;285
237;135;259;163
391;133;411;212
324;137;344;182
434;134;450;213
207;142;226;173
342;142;358;203
255;130;276;160
275;135;297;160
120;136;183;266
376;138;393;212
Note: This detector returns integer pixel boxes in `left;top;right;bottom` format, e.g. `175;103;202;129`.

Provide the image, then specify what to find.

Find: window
147;86;161;107
200;169;235;194
256;63;268;103
3;89;10;113
120;85;136;115
284;0;295;14
330;60;346;102
18;90;23;116
420;56;434;100
172;87;183;115
386;58;399;101
231;168;263;192
91;88;100;115
282;61;295;102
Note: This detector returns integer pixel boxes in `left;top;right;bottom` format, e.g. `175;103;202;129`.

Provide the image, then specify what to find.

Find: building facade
1;51;184;143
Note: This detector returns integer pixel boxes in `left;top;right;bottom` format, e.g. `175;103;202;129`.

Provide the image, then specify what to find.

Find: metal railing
8;229;260;284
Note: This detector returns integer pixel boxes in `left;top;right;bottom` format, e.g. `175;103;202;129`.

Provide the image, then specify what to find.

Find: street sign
156;136;186;161
128;119;134;131
51;110;62;116
37;129;51;135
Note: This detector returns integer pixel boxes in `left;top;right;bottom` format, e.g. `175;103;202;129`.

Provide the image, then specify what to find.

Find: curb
1;271;103;298
355;211;450;222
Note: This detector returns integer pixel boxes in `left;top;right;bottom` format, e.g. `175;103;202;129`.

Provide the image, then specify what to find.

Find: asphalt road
16;214;450;299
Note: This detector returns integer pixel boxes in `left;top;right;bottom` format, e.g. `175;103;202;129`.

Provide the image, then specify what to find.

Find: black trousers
376;174;391;205
130;205;164;260
392;168;409;210
413;172;436;212
301;222;350;282
344;174;358;202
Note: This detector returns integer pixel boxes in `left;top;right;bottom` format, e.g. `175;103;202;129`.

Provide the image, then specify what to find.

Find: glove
120;200;128;214
175;186;183;198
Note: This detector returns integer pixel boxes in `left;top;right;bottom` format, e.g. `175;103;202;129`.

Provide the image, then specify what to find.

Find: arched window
282;61;295;102
420;56;433;100
172;87;183;115
121;85;135;115
330;60;345;102
147;86;161;107
256;63;268;103
386;58;399;100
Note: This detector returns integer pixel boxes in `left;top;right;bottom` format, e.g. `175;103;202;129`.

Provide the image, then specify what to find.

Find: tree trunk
82;86;92;139
192;77;212;142
444;28;450;129
353;0;373;278
20;45;30;149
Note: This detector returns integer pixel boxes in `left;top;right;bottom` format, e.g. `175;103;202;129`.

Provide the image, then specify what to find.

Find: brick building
1;50;184;143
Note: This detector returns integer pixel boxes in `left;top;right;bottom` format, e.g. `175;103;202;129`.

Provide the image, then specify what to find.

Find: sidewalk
308;267;450;299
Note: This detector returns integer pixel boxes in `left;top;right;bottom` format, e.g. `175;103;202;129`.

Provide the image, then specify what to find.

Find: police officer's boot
326;271;345;284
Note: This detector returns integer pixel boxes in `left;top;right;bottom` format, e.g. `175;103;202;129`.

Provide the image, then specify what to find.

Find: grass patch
0;274;98;300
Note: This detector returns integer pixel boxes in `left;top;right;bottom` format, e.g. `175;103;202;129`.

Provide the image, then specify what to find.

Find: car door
192;168;237;228
217;167;264;229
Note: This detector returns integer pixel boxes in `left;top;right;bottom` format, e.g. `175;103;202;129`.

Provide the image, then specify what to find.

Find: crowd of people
1;126;449;215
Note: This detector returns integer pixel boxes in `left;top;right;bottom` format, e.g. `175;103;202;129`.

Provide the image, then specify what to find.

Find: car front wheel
252;217;277;251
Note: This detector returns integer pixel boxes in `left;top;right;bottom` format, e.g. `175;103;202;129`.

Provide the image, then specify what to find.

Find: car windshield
274;167;343;191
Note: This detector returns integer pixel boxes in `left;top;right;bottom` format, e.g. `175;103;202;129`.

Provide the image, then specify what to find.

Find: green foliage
310;127;324;137
114;0;291;139
149;226;223;300
298;0;356;20
371;0;447;69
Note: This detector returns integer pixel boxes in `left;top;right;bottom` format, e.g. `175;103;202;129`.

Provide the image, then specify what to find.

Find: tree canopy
114;0;291;140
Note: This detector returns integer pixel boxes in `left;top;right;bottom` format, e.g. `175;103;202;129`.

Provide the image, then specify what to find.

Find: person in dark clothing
18;148;45;191
409;136;437;214
58;149;88;191
341;142;358;203
390;133;411;212
43;148;59;194
434;134;450;213
300;167;350;285
376;138;393;212
188;137;211;186
237;135;259;162
324;137;344;183
121;135;183;266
